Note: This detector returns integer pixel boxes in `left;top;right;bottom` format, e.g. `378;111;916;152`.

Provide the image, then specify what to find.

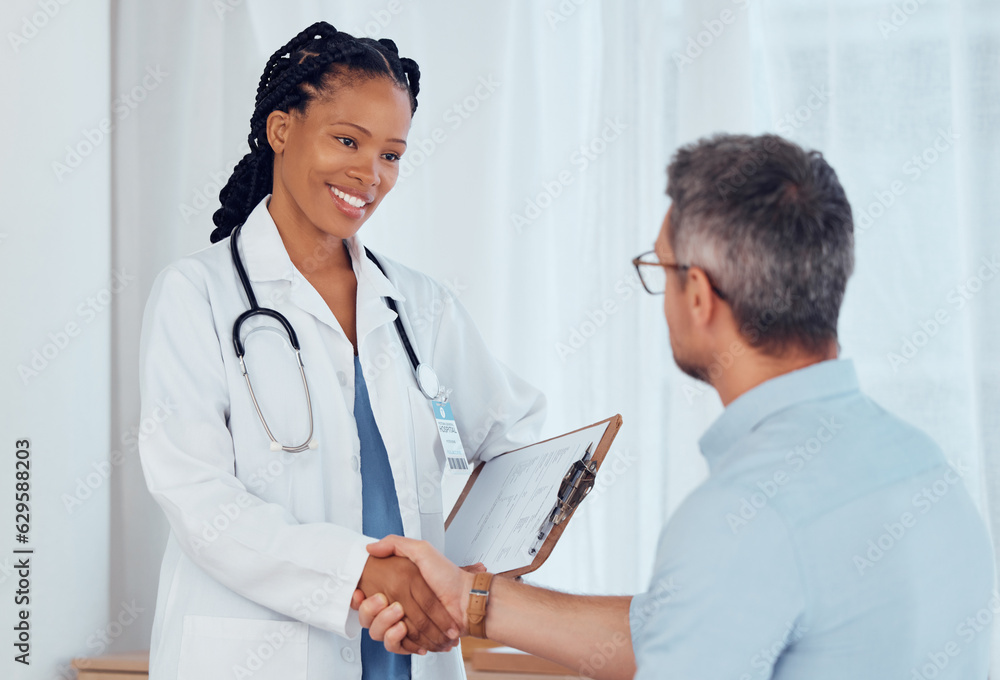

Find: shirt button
341;647;355;663
337;371;347;386
351;455;360;472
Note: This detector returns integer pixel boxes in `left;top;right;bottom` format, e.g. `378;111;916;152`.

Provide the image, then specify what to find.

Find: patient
354;133;996;680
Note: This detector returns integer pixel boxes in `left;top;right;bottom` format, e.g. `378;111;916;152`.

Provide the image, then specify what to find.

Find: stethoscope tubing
228;221;438;453
363;248;421;374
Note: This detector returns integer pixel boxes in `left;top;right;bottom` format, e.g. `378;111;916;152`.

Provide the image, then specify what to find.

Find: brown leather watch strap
467;572;495;639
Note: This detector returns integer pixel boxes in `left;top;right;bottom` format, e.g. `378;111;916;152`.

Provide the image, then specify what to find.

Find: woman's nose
346;153;381;187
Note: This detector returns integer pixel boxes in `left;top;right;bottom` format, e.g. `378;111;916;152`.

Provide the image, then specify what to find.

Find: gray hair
666;133;854;355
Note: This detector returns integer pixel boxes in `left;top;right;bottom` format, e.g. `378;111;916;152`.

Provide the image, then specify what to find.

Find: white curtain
7;0;997;677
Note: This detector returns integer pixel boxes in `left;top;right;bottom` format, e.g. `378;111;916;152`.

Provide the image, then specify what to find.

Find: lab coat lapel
346;235;404;348
237;194;399;341
238;194;296;283
347;237;423;540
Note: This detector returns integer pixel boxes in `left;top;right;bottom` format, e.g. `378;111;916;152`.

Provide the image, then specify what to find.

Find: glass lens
637;254;666;294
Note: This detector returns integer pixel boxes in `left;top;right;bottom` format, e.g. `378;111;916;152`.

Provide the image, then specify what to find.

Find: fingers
400;597;451;652
391;622;425;655
395;575;458;653
368;600;459;657
359;593;389;629
362;596;427;656
368;600;404;641
410;573;460;642
351;588;367;611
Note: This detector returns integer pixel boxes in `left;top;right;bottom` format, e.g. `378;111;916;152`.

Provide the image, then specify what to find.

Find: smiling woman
263;74;413;348
265;76;411;240
135;20;546;680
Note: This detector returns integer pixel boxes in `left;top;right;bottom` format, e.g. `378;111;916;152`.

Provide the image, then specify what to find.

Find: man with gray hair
354;133;995;679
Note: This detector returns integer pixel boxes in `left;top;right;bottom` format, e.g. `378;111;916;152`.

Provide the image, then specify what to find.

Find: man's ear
686;267;718;328
266;110;291;154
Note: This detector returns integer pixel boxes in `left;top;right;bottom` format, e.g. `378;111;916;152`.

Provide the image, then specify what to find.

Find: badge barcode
447;457;469;471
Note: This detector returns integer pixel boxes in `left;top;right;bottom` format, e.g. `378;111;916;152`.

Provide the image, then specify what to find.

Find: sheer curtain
104;0;999;671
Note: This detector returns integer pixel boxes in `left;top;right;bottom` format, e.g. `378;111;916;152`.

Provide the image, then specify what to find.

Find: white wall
1;1;112;679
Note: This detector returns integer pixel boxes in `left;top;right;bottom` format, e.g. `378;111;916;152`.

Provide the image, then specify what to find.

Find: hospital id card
432;400;471;476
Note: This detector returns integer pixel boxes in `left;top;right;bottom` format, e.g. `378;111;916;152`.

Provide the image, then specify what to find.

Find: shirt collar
237;193;404;301
698;358;860;468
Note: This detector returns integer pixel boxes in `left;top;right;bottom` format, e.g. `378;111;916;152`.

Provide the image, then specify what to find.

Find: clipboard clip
551;444;598;525
528;444;597;556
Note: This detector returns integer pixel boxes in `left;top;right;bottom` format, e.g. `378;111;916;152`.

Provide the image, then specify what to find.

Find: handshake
350;534;637;679
350;535;485;655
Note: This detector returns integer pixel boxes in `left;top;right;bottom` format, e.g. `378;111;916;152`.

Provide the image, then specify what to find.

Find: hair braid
210;21;420;243
399;57;421;104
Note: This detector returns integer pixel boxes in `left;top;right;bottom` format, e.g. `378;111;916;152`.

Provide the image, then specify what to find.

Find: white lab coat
137;194;546;680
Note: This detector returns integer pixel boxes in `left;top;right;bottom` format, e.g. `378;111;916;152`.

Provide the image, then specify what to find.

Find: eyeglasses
631;250;728;301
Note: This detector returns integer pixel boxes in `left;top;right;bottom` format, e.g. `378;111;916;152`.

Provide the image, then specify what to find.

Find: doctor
137;22;545;680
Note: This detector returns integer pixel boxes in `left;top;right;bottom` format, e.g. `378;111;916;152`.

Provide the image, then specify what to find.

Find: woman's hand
356;536;484;654
356;553;460;653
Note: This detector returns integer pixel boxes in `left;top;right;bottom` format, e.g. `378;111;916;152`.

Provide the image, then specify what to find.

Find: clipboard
444;414;623;578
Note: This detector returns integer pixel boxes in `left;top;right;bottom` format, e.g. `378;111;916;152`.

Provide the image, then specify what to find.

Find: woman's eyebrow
329;121;407;146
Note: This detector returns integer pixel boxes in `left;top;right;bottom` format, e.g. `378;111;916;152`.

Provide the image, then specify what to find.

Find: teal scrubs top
354;355;411;680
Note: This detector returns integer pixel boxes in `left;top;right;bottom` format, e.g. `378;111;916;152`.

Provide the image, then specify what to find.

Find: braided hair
209;21;421;243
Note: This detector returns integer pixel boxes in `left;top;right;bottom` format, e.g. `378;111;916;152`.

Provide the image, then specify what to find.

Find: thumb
350;588;365;611
366;534;408;559
460;562;487;574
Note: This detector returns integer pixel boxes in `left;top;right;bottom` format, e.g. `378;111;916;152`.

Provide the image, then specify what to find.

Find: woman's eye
382;152;401;162
335;137;356;148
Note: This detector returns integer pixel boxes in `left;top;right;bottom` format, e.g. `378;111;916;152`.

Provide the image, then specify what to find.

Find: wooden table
466;668;580;680
71;645;584;679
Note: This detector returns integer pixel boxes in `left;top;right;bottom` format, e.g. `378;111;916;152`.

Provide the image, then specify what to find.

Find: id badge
431;400;471;476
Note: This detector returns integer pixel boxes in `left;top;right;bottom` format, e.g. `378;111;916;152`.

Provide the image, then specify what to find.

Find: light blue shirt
628;359;995;680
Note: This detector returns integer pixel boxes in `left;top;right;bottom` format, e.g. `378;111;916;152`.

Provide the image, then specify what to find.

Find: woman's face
267;74;412;240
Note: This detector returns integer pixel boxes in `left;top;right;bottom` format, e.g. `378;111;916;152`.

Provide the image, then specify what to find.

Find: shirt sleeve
629;483;807;680
429;285;547;465
137;265;373;638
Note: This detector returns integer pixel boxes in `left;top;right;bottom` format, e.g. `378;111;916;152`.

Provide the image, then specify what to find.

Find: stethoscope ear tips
308;439;319;450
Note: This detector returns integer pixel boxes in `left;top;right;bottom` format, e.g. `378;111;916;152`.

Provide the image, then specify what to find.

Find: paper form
444;422;608;573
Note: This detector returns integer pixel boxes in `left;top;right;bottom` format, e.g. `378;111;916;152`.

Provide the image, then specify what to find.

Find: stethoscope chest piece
416;363;441;401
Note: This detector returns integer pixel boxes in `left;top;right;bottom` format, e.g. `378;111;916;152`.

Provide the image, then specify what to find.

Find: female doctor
137;22;545;680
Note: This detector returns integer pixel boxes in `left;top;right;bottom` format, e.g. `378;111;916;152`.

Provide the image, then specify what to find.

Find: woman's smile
328;183;374;219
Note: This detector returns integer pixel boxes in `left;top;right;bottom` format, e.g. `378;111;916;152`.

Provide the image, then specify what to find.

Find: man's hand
354;537;636;679
356;552;461;654
357;536;478;654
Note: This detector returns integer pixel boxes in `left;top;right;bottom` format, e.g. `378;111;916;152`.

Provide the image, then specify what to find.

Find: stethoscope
229;221;442;453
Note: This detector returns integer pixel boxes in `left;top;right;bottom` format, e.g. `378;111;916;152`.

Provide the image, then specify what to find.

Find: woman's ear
266;110;291;154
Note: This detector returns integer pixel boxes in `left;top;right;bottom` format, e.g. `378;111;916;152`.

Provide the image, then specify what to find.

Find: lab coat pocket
406;386;444;516
176;615;308;680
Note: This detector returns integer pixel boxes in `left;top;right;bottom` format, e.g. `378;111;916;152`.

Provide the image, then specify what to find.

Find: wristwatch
467;572;495;639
